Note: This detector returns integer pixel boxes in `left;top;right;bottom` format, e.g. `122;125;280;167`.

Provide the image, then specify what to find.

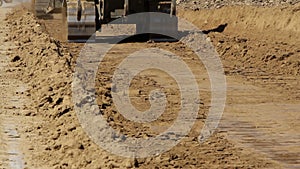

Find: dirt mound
4;6;282;169
179;4;300;78
179;0;299;10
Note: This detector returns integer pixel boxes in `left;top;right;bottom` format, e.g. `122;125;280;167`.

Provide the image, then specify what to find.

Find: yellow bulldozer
34;0;177;41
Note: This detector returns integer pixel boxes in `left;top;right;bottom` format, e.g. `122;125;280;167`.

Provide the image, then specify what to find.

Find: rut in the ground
0;6;26;169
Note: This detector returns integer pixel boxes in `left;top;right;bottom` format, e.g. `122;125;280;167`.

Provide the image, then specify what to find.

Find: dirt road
0;1;299;169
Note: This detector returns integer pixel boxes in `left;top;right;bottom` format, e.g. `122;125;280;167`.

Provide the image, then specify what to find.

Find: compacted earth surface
0;0;299;168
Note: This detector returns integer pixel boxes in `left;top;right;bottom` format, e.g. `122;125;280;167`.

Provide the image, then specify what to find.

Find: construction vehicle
33;0;178;41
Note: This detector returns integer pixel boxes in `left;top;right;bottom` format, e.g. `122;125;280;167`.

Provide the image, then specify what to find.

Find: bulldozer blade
67;1;96;41
95;24;136;42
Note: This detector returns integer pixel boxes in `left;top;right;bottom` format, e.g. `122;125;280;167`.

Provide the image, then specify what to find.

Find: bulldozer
33;0;177;41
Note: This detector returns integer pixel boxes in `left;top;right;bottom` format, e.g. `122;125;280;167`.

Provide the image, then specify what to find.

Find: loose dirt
0;1;299;169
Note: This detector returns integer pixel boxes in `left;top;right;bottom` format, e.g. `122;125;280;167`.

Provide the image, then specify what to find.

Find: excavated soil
178;0;299;10
0;1;299;169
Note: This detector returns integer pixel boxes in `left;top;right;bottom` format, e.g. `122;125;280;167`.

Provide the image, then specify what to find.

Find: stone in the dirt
11;55;21;62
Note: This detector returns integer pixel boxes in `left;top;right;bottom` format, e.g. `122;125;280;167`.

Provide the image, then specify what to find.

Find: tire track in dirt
0;41;25;169
0;5;27;169
219;76;300;168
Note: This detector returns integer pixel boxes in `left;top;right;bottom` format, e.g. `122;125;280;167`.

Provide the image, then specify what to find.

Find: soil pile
178;4;300;99
179;0;299;10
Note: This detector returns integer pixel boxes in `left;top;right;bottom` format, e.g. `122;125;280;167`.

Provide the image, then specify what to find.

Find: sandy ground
0;1;299;169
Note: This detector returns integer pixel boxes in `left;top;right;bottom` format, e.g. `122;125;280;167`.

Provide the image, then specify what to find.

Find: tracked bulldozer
33;0;178;41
